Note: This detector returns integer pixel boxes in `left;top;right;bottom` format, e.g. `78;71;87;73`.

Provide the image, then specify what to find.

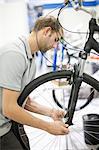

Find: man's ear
43;27;52;36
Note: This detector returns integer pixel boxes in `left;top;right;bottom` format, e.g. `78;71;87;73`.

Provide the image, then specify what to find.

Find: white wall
96;5;99;18
43;6;97;29
0;0;29;47
0;0;98;47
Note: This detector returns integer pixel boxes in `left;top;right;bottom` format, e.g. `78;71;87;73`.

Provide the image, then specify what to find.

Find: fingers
48;120;69;135
65;124;69;128
58;109;66;118
55;126;69;135
61;121;68;127
61;124;69;134
51;108;67;121
63;127;69;134
59;121;69;134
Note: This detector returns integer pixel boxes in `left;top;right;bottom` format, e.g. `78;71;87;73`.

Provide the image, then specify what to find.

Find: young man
0;16;69;150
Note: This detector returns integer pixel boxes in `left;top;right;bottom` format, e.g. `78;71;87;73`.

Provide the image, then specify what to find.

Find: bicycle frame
65;17;99;125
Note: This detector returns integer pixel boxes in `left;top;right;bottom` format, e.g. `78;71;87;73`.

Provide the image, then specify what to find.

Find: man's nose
53;42;58;48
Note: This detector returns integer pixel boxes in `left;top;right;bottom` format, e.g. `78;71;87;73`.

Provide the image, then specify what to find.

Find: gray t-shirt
0;36;36;136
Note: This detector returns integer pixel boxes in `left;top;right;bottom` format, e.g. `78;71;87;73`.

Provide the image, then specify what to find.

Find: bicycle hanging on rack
12;1;99;150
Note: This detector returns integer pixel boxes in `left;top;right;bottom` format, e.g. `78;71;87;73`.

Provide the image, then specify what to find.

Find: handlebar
84;18;99;53
64;1;99;54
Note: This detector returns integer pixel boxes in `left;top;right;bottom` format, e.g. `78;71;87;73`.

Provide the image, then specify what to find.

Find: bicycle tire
12;70;99;150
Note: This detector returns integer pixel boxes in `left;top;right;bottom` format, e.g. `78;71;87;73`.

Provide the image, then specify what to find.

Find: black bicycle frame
65;77;83;125
65;17;99;125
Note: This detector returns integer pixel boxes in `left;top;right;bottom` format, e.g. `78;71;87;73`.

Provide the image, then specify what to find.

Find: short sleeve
0;51;26;91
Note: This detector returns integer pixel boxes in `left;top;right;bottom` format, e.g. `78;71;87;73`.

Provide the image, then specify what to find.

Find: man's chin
40;49;48;53
40;50;47;53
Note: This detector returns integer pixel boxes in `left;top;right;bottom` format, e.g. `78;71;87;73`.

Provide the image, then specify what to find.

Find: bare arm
2;88;69;135
25;97;53;117
25;97;66;120
2;88;49;131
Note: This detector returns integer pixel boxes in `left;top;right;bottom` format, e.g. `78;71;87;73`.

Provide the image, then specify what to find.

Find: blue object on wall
42;0;98;9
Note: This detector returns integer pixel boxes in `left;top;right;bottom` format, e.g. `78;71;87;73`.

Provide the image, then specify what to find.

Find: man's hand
50;108;66;121
48;120;69;135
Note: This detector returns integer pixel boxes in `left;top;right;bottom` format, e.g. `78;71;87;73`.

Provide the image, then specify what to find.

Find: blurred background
0;0;98;47
0;0;99;75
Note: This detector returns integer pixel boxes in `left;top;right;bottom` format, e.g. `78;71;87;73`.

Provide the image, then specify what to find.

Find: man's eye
55;38;59;42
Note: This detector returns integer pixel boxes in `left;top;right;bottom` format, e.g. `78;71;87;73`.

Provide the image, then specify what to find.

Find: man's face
38;28;63;53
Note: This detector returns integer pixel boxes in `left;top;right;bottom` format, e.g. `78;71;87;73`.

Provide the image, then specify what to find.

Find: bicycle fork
64;77;82;125
65;51;88;125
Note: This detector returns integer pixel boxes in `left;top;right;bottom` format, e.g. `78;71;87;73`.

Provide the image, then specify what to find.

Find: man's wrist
49;108;54;118
40;120;51;133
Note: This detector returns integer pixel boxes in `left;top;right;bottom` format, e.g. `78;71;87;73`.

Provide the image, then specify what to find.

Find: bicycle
12;2;99;150
52;7;99;112
52;38;98;111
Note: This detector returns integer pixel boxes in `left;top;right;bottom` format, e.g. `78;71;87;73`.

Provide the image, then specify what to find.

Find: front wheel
12;70;99;150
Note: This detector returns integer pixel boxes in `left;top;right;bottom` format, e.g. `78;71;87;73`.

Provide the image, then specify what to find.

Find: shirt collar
20;36;33;60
